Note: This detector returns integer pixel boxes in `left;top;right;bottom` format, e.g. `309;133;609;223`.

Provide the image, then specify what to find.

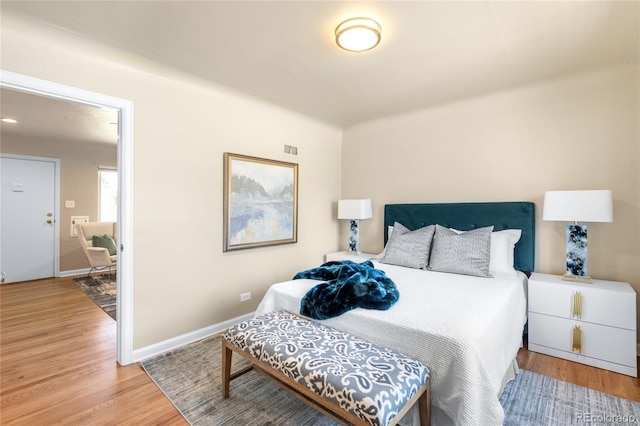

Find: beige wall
342;64;640;335
1;134;117;271
4;11;638;348
2;14;342;348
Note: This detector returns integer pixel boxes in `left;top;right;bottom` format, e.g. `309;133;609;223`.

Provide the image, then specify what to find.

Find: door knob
46;219;53;224
47;212;53;217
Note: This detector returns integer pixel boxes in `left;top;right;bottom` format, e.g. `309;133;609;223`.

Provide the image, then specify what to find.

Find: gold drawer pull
578;291;582;318
572;291;582;319
572;325;582;353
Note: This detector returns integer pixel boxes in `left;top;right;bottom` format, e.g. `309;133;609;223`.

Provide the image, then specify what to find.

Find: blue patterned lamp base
348;220;360;253
565;225;592;283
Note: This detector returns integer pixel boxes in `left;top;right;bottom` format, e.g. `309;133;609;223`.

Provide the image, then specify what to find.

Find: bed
255;202;535;426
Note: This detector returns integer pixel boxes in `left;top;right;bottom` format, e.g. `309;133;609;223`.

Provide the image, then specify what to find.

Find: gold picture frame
223;153;298;251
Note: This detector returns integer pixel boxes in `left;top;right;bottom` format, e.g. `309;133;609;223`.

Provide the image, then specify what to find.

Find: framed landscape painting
223;153;298;251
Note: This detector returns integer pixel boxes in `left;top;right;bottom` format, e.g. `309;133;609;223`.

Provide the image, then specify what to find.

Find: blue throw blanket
293;260;399;320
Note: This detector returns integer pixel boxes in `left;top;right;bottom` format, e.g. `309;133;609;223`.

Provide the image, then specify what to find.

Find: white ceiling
1;88;119;145
1;1;638;142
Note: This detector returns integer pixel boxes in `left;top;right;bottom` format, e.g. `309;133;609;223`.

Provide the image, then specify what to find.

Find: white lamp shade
543;190;613;223
338;199;372;220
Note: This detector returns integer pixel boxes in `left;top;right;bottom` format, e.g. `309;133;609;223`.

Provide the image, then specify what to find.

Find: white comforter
255;261;527;426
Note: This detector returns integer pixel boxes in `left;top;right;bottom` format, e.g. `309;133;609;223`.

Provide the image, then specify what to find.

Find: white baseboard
60;268;92;277
132;311;255;363
60;269;256;364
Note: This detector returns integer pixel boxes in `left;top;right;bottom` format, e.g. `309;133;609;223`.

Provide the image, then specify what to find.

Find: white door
1;156;57;283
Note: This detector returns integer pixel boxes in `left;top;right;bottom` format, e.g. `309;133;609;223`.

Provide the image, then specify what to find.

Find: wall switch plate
65;200;76;208
70;216;89;237
240;292;251;302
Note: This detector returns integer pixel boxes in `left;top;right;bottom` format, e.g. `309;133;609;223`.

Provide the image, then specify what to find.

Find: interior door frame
0;70;134;366
0;153;61;280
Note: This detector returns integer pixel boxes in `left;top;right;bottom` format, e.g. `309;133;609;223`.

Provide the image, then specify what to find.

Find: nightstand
528;272;637;377
324;251;376;263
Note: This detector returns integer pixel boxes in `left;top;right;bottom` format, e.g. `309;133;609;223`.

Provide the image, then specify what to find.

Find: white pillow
372;225;395;259
490;229;522;277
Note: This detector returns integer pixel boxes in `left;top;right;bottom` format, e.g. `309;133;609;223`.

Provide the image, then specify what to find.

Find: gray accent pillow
428;225;494;277
92;234;117;256
380;222;435;269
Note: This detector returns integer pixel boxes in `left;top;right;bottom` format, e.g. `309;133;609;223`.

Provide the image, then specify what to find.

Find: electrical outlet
70;216;90;237
240;292;251;302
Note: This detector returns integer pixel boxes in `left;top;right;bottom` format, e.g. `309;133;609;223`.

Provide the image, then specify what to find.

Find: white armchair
76;222;117;276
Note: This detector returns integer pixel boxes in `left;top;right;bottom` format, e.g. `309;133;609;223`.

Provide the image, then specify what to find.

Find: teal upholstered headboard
384;202;535;273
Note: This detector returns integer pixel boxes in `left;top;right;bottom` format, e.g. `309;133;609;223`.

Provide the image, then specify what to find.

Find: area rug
500;369;640;425
141;334;640;425
73;274;116;321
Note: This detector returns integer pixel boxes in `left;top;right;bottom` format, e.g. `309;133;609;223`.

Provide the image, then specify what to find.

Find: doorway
0;70;134;365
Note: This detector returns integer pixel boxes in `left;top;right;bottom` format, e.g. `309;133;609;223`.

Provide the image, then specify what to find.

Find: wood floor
1;276;187;425
1;276;639;425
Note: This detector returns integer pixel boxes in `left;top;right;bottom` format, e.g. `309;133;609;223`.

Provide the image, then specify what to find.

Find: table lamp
338;199;372;254
543;190;613;283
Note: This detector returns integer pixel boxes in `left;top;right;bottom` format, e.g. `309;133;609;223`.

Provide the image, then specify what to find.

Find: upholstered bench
222;311;431;426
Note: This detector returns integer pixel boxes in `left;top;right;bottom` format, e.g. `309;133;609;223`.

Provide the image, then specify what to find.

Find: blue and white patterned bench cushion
223;311;430;426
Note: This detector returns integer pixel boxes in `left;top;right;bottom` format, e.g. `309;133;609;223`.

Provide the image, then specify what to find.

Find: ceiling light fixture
335;17;381;53
1;117;18;124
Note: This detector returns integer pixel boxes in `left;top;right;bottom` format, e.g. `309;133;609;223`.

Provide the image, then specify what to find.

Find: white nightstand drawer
528;274;635;329
527;272;637;377
528;312;637;368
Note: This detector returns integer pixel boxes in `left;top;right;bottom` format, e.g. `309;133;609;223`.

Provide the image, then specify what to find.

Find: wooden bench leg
222;339;232;398
418;378;431;426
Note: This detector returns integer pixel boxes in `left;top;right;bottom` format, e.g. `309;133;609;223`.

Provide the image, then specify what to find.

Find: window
99;168;118;222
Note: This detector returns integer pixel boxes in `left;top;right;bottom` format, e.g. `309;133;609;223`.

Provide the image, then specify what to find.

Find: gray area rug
73;274;116;320
500;368;640;426
141;334;640;425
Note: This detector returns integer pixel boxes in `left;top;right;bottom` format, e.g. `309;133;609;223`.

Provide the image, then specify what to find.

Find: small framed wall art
223;153;298;251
